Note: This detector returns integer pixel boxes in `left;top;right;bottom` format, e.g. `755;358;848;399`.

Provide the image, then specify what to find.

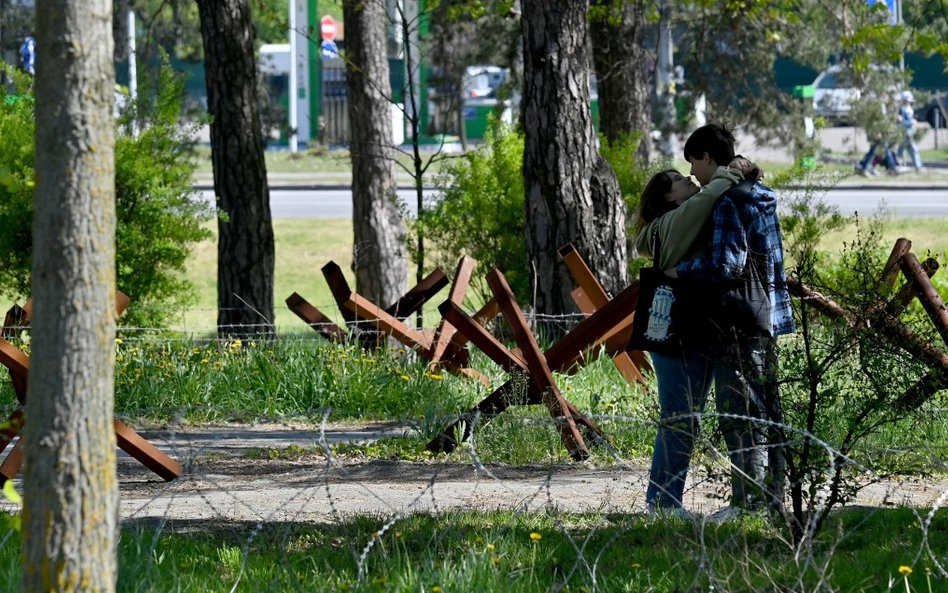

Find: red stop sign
320;15;336;42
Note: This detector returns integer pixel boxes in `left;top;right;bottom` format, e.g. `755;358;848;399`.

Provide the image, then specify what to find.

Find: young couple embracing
632;123;794;521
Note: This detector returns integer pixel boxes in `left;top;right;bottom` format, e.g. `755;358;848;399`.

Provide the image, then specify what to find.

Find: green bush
412;119;527;304
0;61;213;328
413;123;648;305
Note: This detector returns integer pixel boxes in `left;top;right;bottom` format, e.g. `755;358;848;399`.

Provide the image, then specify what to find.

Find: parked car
811;65;861;124
914;93;948;128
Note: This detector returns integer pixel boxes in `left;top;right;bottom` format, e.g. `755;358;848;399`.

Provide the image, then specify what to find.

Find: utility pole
127;8;138;136
288;0;299;152
656;2;678;161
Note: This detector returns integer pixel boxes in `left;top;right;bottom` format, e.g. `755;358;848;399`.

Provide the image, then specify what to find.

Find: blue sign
320;40;338;59
866;0;898;24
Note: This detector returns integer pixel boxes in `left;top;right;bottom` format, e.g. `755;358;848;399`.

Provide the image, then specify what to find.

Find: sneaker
856;167;876;177
647;502;695;520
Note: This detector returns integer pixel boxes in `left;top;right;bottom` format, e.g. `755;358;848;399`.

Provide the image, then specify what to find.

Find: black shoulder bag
627;241;710;356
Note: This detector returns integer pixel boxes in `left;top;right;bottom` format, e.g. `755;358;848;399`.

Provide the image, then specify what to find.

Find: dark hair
633;169;679;235
683;122;736;167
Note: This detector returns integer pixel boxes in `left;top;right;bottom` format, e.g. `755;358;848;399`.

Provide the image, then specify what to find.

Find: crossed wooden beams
0;292;183;483
287;256;498;382
287;261;449;347
427;244;650;460
787;237;948;409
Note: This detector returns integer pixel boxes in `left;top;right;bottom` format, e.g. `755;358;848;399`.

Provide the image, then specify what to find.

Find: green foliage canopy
0;63;214;328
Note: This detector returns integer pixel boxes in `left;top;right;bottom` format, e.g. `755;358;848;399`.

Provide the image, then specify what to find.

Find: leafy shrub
0;61;213;328
598;131;649;216
412;122;648;305
411;119;527;304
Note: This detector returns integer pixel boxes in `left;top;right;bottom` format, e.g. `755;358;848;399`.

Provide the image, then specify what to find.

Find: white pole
127;9;138;137
288;0;299;152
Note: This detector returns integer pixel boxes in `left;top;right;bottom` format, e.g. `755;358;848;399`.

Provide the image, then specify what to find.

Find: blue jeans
898;131;923;170
646;348;713;509
712;336;786;511
647;337;786;511
859;142;897;171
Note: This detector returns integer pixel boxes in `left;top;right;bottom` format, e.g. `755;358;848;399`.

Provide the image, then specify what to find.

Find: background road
200;186;948;219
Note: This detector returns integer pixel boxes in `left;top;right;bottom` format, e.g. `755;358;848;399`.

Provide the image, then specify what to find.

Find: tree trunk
521;0;627;330
24;0;119;590
196;0;276;339
344;0;407;306
589;0;652;165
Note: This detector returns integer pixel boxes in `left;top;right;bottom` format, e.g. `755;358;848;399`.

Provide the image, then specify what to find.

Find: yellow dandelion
529;532;542;542
395;531;402;539
492;555;501;566
114;338;123;345
899;565;912;576
400;374;410;381
424;372;444;380
432;587;442;593
486;543;495;551
230;339;242;350
632;562;641;569
605;402;616;410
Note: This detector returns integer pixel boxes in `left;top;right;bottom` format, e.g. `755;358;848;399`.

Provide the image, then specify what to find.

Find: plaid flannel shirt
675;182;795;337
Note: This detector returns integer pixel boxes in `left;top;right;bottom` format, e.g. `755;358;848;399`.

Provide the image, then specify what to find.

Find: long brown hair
633;169;680;235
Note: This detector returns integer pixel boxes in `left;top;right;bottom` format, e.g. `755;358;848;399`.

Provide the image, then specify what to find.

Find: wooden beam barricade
428;270;641;456
558;243;651;383
285;292;347;343
788;237;948;415
287;261;450;349
0;291;183;483
486;269;593;460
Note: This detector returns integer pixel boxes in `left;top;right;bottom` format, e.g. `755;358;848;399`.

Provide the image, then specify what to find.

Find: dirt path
4;422;946;524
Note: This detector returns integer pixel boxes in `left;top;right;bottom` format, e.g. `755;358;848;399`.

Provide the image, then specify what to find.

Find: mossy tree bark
343;0;407;307
24;0;119;590
521;0;627;329
196;0;276;339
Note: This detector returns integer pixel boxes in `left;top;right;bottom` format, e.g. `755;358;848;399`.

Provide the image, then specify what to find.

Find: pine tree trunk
521;0;627;329
589;0;652;165
24;1;119;589
344;0;407;306
196;0;276;339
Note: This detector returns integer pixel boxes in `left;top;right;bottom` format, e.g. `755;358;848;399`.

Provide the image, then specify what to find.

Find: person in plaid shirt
669;122;794;520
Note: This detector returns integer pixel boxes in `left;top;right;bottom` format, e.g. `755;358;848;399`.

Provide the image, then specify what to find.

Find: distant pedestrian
19;35;36;76
897;91;924;173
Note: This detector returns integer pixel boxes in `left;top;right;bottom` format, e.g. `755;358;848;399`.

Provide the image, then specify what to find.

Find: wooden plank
486;269;590;461
558;243;609;308
385;269;449;318
285;292;347;342
344;293;433;352
0;438;23;482
321;261;358;324
900;253;948;345
0;338;30;403
439;301;528;373
114;419;183;481
429;256;476;364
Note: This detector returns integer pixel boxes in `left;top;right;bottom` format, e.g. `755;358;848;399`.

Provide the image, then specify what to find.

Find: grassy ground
178;216;948;334
0;506;943;592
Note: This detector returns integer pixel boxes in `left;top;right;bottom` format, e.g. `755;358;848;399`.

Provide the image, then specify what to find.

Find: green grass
0;507;944;592
191;145;451;179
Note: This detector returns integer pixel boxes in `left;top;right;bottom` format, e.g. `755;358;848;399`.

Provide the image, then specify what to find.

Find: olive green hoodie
633;166;744;270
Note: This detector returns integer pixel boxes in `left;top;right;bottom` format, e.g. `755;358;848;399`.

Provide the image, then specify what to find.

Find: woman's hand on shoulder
727;157;763;181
